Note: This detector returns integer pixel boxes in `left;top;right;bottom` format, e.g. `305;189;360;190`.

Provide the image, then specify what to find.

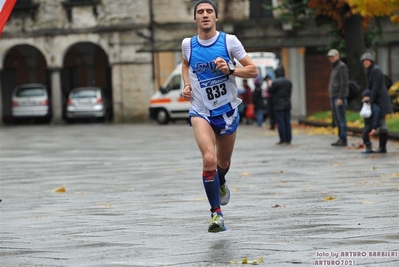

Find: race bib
198;75;234;110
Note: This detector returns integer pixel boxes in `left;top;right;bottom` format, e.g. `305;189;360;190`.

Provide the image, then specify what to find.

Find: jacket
268;66;292;111
252;85;266;111
366;63;393;117
328;60;349;99
364;103;381;130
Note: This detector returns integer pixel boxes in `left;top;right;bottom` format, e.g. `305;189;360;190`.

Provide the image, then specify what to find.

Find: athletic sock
202;170;221;210
217;165;230;186
211;207;222;215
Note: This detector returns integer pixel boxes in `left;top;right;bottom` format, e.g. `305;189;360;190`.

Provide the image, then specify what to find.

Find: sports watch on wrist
228;61;235;75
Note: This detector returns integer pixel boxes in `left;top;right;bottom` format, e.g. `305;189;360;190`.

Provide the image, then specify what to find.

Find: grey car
11;83;51;123
66;87;111;122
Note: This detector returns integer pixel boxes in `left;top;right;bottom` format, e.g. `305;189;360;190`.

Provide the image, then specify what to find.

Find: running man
181;0;258;232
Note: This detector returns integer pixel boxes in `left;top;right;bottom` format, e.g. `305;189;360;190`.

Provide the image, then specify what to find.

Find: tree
272;0;398;91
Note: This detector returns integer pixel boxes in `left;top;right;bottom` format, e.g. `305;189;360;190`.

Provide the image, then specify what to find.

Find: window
65;0;99;5
16;88;45;97
165;75;181;91
13;0;39;18
62;0;100;22
250;0;273;19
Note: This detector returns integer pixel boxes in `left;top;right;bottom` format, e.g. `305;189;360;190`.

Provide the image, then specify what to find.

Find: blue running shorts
189;108;240;135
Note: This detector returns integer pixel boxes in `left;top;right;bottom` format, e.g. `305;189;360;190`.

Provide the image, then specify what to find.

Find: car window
165;75;181;91
265;67;275;79
72;90;97;98
16;88;45;97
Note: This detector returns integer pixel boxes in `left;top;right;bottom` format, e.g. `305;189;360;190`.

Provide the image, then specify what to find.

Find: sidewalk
1;123;398;267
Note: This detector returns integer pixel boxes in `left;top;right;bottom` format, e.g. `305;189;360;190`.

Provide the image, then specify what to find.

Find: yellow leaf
240;257;264;265
325;196;336;201
371;166;376;170
53;186;66;193
242;172;250;176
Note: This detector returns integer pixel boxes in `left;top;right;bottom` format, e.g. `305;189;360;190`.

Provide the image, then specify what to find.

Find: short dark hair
194;0;218;19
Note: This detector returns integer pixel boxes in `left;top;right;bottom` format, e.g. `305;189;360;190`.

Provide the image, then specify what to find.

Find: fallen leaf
241;172;250;176
272;204;285;208
325;196;336;201
371;166;376;170
231;257;264;265
53;187;66;193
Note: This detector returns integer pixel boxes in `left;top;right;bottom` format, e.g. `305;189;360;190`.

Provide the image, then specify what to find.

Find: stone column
49;67;63;123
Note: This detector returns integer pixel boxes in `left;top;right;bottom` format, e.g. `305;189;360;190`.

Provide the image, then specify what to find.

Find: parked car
11;83;51;123
66;87;112;122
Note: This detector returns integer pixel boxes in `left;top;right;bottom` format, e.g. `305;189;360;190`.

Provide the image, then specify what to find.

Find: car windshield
72;89;97;98
16;88;45;97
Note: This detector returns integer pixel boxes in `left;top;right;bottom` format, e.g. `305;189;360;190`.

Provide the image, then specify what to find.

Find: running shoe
208;213;226;233
219;184;230;205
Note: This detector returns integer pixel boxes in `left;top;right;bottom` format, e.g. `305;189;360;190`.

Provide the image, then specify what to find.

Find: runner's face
195;3;217;32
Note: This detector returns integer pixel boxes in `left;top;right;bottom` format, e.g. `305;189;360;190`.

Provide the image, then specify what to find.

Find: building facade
1;0;398;124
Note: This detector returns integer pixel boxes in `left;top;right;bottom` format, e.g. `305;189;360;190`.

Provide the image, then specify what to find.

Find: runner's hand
183;84;192;101
214;57;229;75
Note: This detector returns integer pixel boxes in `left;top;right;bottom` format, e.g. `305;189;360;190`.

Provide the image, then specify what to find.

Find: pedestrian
327;49;349;147
268;65;292;145
237;88;245;121
181;0;258;233
360;89;381;154
252;77;265;127
264;73;276;130
242;79;253;124
360;52;393;153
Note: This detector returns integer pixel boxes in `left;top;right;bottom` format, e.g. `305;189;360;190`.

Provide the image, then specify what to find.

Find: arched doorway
1;45;48;124
62;42;113;121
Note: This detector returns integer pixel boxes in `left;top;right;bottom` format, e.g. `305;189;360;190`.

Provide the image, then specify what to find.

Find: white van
149;52;279;124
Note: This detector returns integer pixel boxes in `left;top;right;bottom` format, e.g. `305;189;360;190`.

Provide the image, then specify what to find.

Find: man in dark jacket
361;52;393;153
268;65;292;144
327;49;349;147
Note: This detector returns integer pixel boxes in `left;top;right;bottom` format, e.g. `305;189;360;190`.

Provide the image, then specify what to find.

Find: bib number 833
205;83;227;100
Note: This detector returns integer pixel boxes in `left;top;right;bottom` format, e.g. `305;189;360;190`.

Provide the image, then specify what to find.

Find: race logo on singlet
192;60;233;110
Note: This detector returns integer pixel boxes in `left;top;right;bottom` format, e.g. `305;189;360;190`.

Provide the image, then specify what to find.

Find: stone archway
1;44;48;124
61;42;113;120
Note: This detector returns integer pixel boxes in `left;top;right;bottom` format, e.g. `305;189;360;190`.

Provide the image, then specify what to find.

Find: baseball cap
327;49;339;57
194;0;218;19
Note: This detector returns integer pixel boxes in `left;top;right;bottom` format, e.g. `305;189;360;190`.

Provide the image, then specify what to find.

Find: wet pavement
0;123;398;267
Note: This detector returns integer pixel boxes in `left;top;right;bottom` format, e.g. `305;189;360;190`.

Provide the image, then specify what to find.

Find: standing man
327;49;349;147
264;74;276;130
360;52;393;153
181;0;258;233
268;66;292;144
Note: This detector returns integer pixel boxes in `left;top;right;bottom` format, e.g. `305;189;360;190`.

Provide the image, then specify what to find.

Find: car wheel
156;109;170;125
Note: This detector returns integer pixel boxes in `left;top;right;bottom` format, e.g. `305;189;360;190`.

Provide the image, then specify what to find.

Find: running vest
189;32;236;116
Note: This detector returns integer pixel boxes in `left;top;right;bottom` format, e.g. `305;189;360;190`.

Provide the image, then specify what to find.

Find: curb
298;119;399;141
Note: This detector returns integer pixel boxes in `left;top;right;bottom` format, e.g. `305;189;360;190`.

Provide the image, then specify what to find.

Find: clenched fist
183;84;192;101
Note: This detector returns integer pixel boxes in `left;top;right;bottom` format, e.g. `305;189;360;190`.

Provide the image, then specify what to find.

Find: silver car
66;87;111;121
11;83;51;123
